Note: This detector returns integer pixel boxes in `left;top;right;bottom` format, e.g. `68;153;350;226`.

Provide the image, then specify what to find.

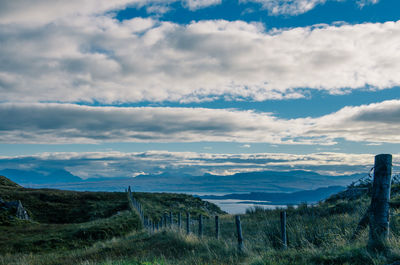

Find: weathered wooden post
186;212;190;235
178;212;182;230
199;214;203;238
163;213;168;229
215;215;220;239
170;212;173;228
156;221;159;231
368;154;392;250
235;215;244;252
281;211;287;249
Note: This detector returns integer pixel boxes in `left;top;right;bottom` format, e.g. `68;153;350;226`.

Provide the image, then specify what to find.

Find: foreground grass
0;210;142;254
2;229;400;265
2;176;400;264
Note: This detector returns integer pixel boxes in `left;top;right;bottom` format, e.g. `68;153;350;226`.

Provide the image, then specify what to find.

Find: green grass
2;176;400;264
130;192;225;223
0;210;142;254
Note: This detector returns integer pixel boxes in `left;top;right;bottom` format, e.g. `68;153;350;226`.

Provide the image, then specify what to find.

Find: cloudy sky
0;0;399;179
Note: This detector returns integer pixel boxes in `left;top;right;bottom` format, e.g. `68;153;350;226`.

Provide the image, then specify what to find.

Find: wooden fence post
281;211;287;249
199;214;203;238
368;154;392;250
235;215;244;252
215;215;220;239
178;212;182;230
186;212;190;235
170;212;173;228
164;213;168;229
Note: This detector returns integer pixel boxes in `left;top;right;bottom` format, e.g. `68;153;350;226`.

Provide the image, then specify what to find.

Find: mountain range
0;168;364;194
201;186;346;205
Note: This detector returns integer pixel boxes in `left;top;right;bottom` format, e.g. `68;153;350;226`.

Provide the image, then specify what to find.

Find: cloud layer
1;151;396;178
0;100;399;144
1;16;400;103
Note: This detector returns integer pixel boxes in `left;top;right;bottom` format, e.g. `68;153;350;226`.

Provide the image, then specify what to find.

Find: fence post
199;214;203;238
368;154;392;250
170;212;173;228
281;211;287;249
163;213;168;229
215;215;220;239
235;215;244;252
186;212;190;235
178;212;182;230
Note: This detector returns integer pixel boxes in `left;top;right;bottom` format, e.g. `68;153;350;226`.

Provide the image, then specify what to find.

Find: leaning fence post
235;215;244;252
199;214;203;238
186;212;190;234
178;212;182;230
215;215;220;239
281;211;287;249
368;154;392;250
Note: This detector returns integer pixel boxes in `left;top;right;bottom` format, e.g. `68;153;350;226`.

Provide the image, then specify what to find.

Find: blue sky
0;0;399;179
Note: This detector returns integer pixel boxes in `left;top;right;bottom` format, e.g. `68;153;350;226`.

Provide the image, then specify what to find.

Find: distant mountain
201;186;346;205
16;170;364;194
0;169;82;184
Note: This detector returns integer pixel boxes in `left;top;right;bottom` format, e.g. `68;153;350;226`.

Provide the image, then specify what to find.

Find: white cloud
0;0;221;25
0;0;137;25
1;18;400;103
0;100;399;144
242;0;380;15
356;0;379;8
0;151;398;178
242;0;327;15
183;0;222;10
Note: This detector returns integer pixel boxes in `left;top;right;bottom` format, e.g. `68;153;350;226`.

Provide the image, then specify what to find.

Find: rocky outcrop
0;197;29;220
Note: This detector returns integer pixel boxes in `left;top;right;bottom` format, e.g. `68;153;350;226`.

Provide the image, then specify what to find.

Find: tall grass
2;185;400;264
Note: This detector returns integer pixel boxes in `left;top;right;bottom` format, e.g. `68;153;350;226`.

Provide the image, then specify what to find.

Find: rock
0;198;29;220
16;200;29;220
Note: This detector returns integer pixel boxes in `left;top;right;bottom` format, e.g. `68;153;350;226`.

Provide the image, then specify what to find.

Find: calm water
203;199;289;214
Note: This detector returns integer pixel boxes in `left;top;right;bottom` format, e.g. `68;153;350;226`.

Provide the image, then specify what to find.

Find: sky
0;0;399;180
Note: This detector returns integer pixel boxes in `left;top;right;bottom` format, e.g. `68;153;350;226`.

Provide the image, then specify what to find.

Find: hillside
201;185;346;204
0;175;21;188
1;175;400;265
0;175;225;259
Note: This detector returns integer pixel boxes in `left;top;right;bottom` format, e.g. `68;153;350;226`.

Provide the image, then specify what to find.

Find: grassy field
2;175;400;264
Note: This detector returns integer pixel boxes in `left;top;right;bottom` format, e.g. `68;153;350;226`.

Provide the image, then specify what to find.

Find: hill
0;175;21;188
201;185;346;204
0;168;82;184
1;175;400;265
0;175;225;258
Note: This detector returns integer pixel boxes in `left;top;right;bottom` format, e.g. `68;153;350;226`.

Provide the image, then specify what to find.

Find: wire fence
126;155;399;252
